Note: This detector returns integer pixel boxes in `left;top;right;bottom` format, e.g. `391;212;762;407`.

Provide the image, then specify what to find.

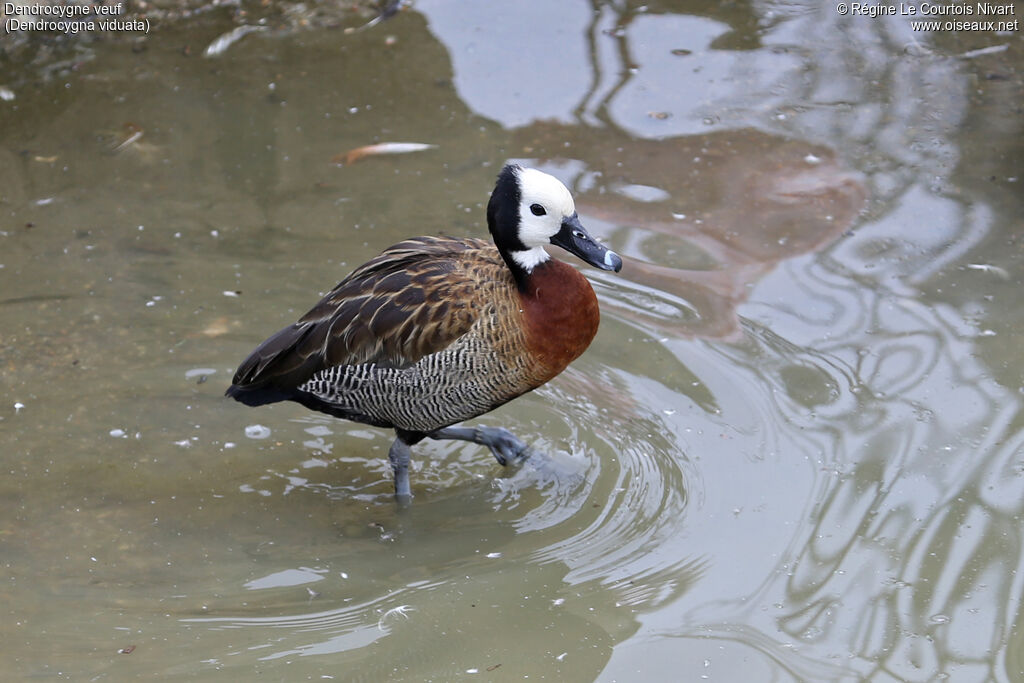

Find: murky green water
2;1;1022;680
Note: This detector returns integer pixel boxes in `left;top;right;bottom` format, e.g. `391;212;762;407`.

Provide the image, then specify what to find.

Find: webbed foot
428;425;530;466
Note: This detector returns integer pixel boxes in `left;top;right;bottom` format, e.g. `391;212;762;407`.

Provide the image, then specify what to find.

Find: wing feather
230;236;494;392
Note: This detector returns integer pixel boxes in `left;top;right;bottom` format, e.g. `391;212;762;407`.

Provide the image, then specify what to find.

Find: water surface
2;1;1022;680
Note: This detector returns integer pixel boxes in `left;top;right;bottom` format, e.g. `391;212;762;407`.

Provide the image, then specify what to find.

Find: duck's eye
530;203;546;216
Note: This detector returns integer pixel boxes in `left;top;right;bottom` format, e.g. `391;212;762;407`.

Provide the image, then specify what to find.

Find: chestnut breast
518;259;601;382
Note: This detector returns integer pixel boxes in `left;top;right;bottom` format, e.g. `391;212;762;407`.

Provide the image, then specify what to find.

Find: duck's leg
428;426;529;466
388;436;413;500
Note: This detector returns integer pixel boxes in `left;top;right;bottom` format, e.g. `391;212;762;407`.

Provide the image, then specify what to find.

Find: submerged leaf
110;122;144;154
331;142;437;166
204;25;266;58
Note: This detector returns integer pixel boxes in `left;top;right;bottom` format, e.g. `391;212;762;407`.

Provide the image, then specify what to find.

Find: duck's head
487;164;623;281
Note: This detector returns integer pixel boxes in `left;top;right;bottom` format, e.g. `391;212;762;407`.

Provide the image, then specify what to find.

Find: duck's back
227;236;599;433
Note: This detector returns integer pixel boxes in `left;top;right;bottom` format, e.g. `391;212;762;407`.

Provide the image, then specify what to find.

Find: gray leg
388;437;413;500
428;426;529;466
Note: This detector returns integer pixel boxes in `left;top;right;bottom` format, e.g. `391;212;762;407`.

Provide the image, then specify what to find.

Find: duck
226;164;622;500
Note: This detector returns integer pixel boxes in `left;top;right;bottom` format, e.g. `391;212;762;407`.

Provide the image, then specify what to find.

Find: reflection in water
480;4;1021;679
686;265;1024;680
512;124;868;340
182;586;408;662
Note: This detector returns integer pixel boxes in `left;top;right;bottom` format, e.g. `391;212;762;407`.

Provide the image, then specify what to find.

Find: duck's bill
551;213;623;272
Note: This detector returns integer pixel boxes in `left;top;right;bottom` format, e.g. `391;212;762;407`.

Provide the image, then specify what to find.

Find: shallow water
2;1;1022;681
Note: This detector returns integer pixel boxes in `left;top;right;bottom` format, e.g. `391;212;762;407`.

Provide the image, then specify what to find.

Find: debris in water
118;645;136;655
966;263;1010;279
14;402;25;413
377;604;415;630
331;142;436;166
203;25;266;58
199;317;232;337
959;44;1008;59
245;424;271;439
355;0;407;32
0;86;15;101
110;122;144;154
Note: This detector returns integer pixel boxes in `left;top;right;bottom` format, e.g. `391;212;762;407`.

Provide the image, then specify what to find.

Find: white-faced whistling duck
226;164;623;500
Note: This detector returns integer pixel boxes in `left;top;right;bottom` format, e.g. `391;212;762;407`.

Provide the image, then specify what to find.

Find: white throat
509;246;551;272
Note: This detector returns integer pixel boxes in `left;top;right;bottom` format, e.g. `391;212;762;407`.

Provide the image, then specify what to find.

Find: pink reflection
514;125;868;340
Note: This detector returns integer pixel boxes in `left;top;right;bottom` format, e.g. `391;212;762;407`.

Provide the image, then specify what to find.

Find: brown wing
230;236;494;392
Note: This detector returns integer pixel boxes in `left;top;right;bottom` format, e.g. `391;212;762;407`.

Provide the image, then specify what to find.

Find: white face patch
514;168;576;250
508;246;551;272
